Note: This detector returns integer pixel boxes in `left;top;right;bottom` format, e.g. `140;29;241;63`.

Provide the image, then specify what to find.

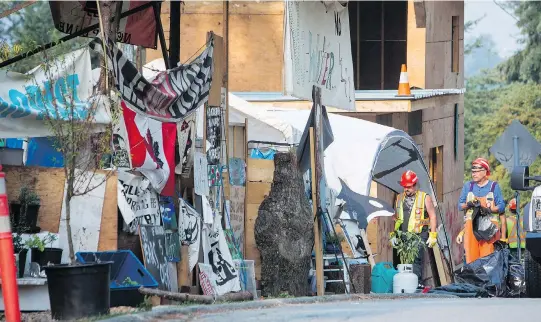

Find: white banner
284;0;355;111
202;214;241;296
179;198;201;271
0;47;110;138
118;171;161;234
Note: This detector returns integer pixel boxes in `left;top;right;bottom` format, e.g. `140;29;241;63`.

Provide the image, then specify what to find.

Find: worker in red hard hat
505;198;526;259
457;158;506;264
391;170;438;283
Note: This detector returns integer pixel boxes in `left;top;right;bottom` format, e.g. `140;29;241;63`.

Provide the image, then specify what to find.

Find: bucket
44;262;112;320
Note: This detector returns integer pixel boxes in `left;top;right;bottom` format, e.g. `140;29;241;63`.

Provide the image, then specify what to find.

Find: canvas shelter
229;94;453;260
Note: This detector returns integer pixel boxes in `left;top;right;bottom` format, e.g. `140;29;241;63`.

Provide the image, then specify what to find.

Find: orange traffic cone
397;64;413;96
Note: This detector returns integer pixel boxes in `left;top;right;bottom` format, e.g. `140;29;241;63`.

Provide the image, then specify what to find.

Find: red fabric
122;101;176;196
472;157;491;175
509;198;517;211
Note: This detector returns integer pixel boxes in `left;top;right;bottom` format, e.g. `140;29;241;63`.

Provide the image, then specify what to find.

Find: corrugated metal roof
232;88;466;102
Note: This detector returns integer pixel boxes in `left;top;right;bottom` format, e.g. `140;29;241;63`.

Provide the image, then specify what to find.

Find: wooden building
147;0;465;276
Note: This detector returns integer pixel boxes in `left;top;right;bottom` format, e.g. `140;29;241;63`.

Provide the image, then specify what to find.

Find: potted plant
10;186;41;233
26;4;119;319
12;233;28;278
325;232;345;254
389;231;424;293
25;233;62;270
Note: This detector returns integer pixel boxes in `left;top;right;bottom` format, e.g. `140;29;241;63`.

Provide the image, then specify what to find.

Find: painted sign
49;1;158;48
89;37;213;122
176;113;196;176
202;214;241;296
228;158;246;186
139;225;175;291
179;198;202;271
118;171;161;234
194;152;210;196
228;186;245;255
206;106;222;165
0;48;110;138
284;0;355;111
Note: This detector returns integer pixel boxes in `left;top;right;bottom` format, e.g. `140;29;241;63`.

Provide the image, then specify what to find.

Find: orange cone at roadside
0;165;21;322
397;64;412;96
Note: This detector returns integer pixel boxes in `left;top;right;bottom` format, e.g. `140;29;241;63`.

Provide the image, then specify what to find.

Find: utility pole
169;1;181;67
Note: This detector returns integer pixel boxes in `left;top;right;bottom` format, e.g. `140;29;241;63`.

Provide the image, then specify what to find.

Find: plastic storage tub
76;250;158;307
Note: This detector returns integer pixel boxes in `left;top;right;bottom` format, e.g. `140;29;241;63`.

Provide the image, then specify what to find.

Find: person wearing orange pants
456;158;506;264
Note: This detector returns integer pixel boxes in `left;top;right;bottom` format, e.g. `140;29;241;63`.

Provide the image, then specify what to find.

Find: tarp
0;47;111;138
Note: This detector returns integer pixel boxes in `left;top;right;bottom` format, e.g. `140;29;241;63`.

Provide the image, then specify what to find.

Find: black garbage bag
507;253;526;297
455;249;509;297
428;283;489;298
471;204;498;241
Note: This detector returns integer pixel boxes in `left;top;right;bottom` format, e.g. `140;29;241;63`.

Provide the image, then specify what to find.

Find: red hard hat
509;198;517;211
472;157;490;175
400;170;418;187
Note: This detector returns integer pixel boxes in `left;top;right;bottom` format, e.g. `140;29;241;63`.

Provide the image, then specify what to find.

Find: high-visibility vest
395;191;429;233
506;215;526;249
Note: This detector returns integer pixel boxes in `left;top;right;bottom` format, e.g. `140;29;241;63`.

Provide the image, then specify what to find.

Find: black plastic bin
44;262;112;320
76;250;159;307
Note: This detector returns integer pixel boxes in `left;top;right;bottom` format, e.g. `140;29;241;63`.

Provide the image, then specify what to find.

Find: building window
454;104;459;160
349;1;408;90
429;146;444;204
451;16;459;73
408;110;423;136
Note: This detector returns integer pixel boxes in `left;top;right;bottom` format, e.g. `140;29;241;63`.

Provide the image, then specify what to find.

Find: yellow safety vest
506;215;526;249
395;191;429;233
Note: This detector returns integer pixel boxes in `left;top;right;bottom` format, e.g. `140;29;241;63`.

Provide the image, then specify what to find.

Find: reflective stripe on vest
506;215;526;248
395;191;429;233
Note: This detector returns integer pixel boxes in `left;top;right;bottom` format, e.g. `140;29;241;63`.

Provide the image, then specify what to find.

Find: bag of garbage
455;249;509;297
507;253;525;297
428;283;489;298
472;205;498;241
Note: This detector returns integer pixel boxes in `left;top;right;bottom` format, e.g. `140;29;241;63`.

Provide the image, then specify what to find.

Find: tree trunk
255;152;314;297
65;189;75;264
138;287;253;304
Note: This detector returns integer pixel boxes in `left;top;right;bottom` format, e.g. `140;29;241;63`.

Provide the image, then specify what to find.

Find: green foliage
12;234;25;253
325;232;345;244
498;2;541;83
121;277;140;287
390;231;423;265
464;77;541;205
0;1;88;73
24;233;57;252
18;186;40;206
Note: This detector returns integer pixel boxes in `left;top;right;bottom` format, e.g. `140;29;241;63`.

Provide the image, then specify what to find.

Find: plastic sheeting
455;249;510;297
428;283;489;298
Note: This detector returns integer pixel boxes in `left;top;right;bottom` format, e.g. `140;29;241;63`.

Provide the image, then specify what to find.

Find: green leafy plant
24;233;57;252
12;234;26;253
326;232;345;244
18;186;41;206
120;277;139;287
390;231;424;265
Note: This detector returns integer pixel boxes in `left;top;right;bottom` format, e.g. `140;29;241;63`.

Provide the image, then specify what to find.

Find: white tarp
283;0;355;111
0;48;110;138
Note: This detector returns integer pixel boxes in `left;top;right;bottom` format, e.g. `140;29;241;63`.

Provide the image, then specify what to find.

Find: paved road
153;298;541;322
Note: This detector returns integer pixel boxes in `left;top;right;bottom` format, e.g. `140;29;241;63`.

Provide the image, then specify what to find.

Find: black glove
466;201;476;209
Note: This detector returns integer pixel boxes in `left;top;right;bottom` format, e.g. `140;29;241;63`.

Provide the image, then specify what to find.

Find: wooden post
310;127;324;296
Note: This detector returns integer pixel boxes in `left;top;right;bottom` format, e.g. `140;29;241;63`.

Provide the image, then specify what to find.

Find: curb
102;293;458;321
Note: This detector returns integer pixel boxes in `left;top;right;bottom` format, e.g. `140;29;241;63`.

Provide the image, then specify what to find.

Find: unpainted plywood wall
5;166;118;251
146;1;284;92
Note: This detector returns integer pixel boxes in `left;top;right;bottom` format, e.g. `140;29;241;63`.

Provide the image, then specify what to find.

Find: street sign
489;120;541;172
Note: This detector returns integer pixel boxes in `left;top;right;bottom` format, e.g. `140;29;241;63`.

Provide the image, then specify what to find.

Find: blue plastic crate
76;250;158;290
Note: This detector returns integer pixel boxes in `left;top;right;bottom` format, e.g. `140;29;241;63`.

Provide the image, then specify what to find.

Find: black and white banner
202;214;241;295
89;37;214;122
118;171;161;234
179;198;202;271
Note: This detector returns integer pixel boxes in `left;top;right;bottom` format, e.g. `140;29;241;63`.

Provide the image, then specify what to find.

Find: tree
0;1;87;73
499;1;541;83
